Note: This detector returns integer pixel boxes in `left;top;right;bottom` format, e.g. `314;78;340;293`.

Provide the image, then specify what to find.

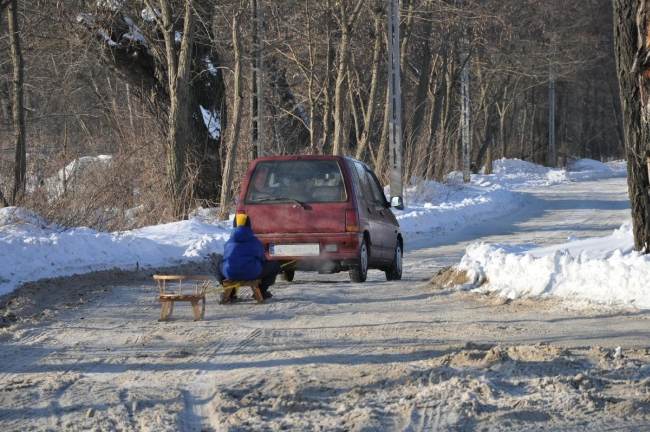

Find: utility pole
250;0;265;158
388;0;403;203
547;40;557;167
460;27;471;183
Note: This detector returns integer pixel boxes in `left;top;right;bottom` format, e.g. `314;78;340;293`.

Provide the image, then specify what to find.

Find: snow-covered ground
0;208;230;296
4;165;650;431
0;158;626;297
393;158;626;240
456;222;650;309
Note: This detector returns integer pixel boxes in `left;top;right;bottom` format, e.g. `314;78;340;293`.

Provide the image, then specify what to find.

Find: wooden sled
220;279;264;304
153;275;211;321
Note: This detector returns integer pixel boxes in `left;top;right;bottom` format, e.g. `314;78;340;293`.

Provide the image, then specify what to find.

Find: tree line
0;0;624;230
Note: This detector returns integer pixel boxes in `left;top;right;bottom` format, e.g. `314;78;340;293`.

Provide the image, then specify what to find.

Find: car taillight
345;209;359;232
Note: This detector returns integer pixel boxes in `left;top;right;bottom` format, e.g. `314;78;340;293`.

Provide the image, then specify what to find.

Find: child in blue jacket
212;214;280;300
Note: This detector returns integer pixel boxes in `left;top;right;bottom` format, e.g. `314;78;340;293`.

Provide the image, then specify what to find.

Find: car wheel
350;239;368;283
385;242;403;281
282;270;295;282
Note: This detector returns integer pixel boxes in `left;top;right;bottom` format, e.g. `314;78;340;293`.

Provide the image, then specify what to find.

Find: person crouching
213;214;281;301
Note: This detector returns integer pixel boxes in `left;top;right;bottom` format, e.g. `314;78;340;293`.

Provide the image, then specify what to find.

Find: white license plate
270;243;320;257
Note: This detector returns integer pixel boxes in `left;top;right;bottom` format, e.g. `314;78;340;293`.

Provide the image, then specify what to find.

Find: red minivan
236;155;403;283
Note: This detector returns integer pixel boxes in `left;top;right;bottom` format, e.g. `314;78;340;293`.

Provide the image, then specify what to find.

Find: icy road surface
2;177;650;431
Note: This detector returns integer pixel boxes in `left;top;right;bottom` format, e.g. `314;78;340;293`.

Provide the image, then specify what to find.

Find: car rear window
245;160;348;204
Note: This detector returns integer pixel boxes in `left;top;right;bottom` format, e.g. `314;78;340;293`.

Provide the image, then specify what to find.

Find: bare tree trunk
425;37;450;180
375;86;390;180
434;48;455;181
331;0;364;155
0;79;9;128
320;8;334;154
547;45;557;166
485;137;494;175
354;9;382;159
404;6;432;167
219;14;244;220
613;0;650;251
7;0;26;205
156;0;195;218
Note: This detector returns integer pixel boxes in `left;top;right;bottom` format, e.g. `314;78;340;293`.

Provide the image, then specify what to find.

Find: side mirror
390;196;404;210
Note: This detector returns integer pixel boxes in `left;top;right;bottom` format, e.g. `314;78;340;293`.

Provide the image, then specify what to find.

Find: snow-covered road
3;176;650;431
407;176;631;271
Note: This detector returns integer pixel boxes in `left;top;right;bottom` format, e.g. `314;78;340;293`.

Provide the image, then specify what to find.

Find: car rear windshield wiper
253;197;308;208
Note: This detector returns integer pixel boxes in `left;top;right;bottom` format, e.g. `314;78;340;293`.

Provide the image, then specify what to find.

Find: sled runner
219;279;264;304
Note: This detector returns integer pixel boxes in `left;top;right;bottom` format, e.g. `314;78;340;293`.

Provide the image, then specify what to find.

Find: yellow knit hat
235;213;248;227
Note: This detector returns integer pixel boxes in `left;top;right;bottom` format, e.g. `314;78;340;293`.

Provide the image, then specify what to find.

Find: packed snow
456;223;650;309
0;158;627;297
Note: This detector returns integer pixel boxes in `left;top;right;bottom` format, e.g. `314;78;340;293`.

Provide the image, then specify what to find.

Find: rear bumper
257;232;362;263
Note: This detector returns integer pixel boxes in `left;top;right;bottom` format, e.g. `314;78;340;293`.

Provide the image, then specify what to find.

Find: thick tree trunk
405;19;434;175
7;0;26;205
485;138;494;175
613;0;650;251
375;87;390;180
354;10;382;160
159;0;195;218
425;38;450;180
332;29;351;156
434;50;455;181
319;11;335;154
80;2;225;217
266;59;310;153
475;100;498;172
0;78;9;128
219;15;243;220
331;0;364;156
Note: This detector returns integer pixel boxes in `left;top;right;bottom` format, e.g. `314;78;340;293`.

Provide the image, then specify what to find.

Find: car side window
354;162;374;203
366;169;387;205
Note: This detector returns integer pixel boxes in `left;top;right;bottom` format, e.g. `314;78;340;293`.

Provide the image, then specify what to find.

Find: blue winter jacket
221;226;264;280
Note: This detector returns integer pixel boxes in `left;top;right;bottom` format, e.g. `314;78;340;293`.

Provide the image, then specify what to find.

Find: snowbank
488;158;626;187
394;181;524;238
0;207;230;296
457;223;650;309
0;157;627;297
567;158;627;182
393;158;626;239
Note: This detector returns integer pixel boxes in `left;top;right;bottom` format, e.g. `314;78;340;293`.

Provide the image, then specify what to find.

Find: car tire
282;270;295;282
350;239;368;283
385;242;403;281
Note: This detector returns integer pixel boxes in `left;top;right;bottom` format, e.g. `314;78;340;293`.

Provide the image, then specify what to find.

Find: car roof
250;155;372;173
253;155;353;162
